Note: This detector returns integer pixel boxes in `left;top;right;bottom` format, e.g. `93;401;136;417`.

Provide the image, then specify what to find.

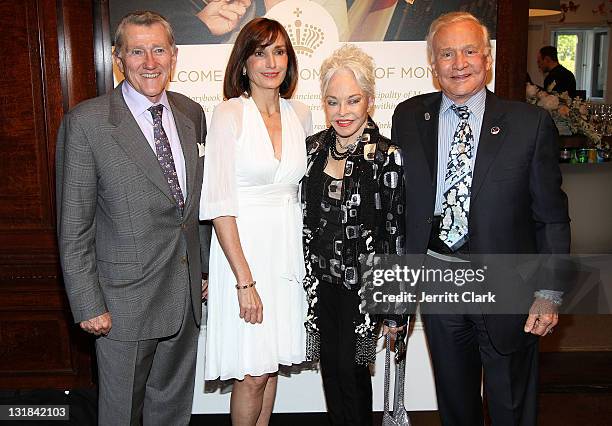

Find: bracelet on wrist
235;280;256;290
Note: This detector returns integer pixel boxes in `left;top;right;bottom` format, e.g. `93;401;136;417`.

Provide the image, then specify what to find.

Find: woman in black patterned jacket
300;45;406;426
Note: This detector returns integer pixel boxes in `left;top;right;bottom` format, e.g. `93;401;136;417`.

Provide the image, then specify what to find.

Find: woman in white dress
199;18;312;426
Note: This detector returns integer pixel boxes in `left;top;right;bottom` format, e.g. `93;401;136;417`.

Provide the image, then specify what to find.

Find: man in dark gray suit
56;11;209;425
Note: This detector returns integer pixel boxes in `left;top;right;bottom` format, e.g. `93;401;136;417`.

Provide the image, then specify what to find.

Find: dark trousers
317;282;373;426
424;219;539;425
422;314;539;426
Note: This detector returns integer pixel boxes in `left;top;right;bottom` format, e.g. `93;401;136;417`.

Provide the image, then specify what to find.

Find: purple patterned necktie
148;105;185;214
439;105;473;251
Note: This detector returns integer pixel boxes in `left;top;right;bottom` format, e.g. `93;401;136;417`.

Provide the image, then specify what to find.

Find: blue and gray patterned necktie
439;105;473;251
149;105;185;214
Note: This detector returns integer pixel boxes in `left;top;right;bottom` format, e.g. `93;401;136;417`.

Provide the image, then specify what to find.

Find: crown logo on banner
285;8;324;57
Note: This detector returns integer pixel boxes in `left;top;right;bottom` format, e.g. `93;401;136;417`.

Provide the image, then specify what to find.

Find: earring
242;67;247;76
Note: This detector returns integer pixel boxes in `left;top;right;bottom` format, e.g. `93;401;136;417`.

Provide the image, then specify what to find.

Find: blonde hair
426;12;491;64
319;44;375;100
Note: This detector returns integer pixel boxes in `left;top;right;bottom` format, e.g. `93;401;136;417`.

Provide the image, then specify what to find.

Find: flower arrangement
526;83;607;150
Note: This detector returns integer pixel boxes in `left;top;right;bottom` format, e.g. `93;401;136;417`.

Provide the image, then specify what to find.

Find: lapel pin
424;112;431;121
197;143;206;157
490;126;500;135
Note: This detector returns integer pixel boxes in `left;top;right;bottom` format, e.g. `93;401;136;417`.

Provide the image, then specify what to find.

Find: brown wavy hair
223;18;298;100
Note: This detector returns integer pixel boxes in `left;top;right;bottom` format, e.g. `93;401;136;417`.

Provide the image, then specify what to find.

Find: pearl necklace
329;135;361;160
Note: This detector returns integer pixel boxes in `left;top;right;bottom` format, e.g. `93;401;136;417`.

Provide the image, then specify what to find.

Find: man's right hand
80;312;112;336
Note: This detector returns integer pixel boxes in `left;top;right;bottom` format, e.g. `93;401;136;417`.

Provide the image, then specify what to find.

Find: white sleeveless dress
200;96;312;380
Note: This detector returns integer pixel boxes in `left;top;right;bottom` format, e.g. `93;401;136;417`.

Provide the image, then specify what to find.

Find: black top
544;64;577;98
302;118;406;292
310;173;345;287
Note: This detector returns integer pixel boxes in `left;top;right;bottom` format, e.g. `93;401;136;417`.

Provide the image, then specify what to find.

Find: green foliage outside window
556;34;578;74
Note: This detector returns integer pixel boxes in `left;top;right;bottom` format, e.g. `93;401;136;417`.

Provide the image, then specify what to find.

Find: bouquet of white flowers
526;83;608;150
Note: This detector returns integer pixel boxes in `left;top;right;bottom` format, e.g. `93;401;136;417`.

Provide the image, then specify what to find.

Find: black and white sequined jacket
300;117;406;365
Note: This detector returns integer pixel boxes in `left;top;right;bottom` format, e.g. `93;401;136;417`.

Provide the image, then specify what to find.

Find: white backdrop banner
113;0;496;137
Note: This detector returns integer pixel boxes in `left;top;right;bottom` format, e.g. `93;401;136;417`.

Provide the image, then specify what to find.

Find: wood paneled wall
0;0;96;389
495;0;529;100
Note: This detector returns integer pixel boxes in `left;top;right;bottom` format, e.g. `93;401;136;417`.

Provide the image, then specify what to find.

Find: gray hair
114;10;176;57
426;12;491;64
319;44;376;100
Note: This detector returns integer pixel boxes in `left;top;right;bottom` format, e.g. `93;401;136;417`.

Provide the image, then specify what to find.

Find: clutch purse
382;328;411;426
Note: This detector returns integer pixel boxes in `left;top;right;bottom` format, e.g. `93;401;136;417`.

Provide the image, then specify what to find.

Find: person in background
56;11;210;425
199;17;312;426
301;44;406;426
537;45;577;97
393;12;570;426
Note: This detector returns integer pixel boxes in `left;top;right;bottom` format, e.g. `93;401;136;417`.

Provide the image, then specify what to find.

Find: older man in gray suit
56;11;210;426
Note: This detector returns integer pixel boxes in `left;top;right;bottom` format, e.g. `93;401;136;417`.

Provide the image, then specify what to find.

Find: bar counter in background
559;135;611;163
560;162;612;253
541;162;612;355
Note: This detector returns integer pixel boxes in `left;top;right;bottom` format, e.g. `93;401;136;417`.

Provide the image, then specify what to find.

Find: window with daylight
552;28;609;100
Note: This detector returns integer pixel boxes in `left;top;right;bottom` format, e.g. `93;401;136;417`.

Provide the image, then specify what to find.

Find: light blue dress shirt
122;82;187;199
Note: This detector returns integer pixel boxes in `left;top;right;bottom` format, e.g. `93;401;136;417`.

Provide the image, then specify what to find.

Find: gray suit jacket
56;82;211;341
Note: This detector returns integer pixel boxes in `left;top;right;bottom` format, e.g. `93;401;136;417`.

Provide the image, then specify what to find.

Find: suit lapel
168;94;198;213
418;93;442;183
109;83;175;204
470;90;508;205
